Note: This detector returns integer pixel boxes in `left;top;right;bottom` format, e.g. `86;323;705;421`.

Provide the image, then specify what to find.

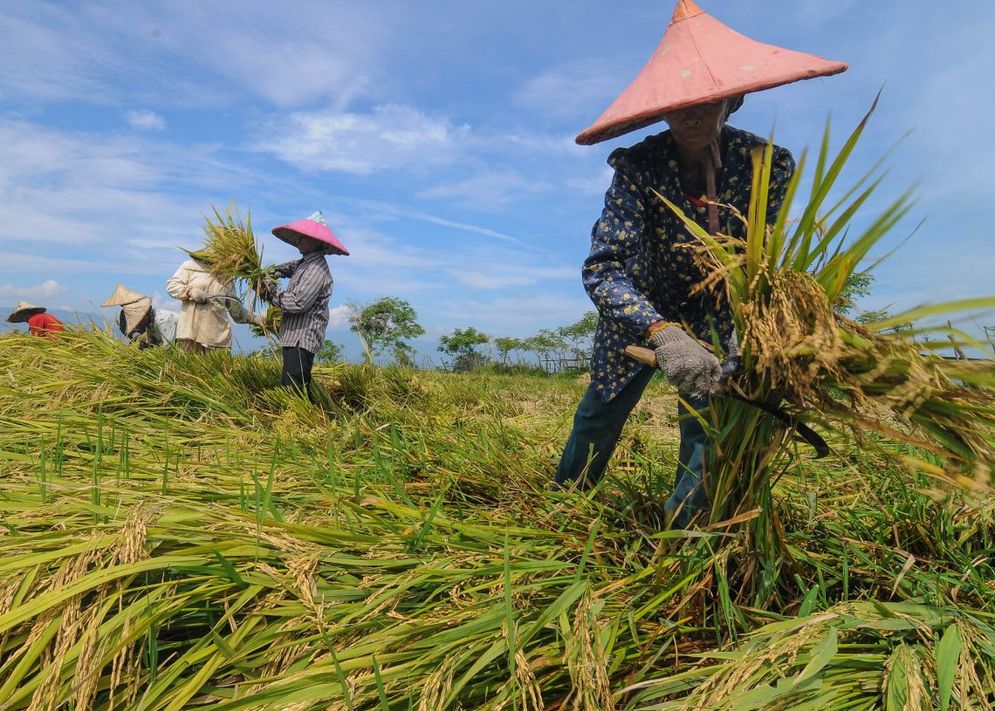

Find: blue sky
2;0;994;359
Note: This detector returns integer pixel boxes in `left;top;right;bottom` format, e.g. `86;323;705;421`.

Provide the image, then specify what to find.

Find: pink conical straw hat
271;211;350;256
576;0;847;145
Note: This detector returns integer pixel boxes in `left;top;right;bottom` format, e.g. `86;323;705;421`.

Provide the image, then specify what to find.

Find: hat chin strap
705;138;721;234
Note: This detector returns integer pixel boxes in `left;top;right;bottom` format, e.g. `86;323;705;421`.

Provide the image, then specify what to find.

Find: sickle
623;345;830;458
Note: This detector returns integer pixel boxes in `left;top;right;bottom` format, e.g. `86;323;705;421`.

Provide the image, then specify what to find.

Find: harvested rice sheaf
190;202;273;304
666;105;995;500
249;304;282;338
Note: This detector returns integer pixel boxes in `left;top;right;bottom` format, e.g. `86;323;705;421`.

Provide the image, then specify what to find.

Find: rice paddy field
1;329;993;710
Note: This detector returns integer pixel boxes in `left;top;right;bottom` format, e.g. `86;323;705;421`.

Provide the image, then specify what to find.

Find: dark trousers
555;367;710;528
282;346;315;400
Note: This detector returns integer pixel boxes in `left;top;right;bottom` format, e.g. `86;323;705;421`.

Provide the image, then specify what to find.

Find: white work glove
187;287;209;304
250;312;267;328
649;325;721;398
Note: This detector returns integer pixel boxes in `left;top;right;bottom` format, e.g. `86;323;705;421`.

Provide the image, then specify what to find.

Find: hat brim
7;307;45;323
272;227;349;256
574;0;847;145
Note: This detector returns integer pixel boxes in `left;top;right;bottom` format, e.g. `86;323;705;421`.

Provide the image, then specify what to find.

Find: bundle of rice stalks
657;101;995;601
248;304;282;338
188;202;272;304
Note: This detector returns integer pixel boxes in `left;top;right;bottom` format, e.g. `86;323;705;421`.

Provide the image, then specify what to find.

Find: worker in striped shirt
263;211;350;400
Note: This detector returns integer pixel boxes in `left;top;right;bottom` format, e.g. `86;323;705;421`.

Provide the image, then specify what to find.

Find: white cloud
0;6;119;104
0;118;263;253
125;109;166;130
328;304;353;329
0;279;66;302
257;104;470;175
0;1;387;109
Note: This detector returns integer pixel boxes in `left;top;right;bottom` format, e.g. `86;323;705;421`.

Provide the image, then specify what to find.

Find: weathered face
663;100;729;152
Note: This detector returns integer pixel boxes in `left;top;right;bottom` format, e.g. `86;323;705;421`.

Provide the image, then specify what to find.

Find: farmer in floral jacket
556;0;846;527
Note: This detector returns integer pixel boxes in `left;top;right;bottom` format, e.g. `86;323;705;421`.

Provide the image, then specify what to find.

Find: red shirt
27;312;64;337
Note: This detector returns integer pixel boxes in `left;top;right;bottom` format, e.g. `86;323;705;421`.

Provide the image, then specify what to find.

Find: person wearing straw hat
555;0;846;527
101;284;177;349
260;210;349;400
5;302;64;337
166;256;263;353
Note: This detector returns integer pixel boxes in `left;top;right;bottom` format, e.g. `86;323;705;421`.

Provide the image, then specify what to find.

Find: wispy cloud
257;104;470;174
328;198;531;247
0;1;388;109
514;58;623;125
418;169;552;209
451;265;576;290
125;109;166;130
0;279;66;302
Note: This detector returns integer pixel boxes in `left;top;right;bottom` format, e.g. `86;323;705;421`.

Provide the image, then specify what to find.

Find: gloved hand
258;278;279;303
270;262;296;279
649;324;721;398
250;312;267;328
187;287;209;304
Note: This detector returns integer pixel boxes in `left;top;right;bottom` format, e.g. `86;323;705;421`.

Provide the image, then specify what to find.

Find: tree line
308;297;600;371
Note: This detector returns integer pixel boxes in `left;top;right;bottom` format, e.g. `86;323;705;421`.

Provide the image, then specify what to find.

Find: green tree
557;311;598;359
314;339;343;364
347;297;425;364
393;342;416;368
439;327;490;371
493;336;524;366
524;328;567;365
836;271;873;315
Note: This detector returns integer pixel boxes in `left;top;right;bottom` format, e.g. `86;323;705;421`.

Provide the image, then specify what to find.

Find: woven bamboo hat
101;284;152;334
6;301;46;323
101;284;147;307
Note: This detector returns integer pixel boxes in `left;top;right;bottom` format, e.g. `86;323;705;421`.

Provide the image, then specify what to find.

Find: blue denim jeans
555;367;710;528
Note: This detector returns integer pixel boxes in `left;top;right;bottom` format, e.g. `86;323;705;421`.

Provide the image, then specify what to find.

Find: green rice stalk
248;305;282;339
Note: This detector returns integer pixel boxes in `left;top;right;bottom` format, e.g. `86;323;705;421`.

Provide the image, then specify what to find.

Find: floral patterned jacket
584;125;795;402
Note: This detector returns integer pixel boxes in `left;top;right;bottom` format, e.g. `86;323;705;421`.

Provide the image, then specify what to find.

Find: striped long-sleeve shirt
272;253;333;354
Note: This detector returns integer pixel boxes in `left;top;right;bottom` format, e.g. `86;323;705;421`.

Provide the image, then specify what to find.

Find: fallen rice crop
0;329;993;709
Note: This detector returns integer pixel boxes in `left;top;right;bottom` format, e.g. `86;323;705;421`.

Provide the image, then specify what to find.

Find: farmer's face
298;237;324;255
664;100;729;152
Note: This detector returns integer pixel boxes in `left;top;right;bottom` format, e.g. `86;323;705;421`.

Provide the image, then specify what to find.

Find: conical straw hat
576;0;847;145
6;300;46;323
272;211;350;256
101;284;147;307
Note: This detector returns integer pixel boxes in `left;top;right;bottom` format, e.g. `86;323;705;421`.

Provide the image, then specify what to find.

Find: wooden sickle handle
624;345;657;367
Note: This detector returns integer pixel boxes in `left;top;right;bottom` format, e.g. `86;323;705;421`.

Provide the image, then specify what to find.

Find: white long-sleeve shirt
165;259;249;349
